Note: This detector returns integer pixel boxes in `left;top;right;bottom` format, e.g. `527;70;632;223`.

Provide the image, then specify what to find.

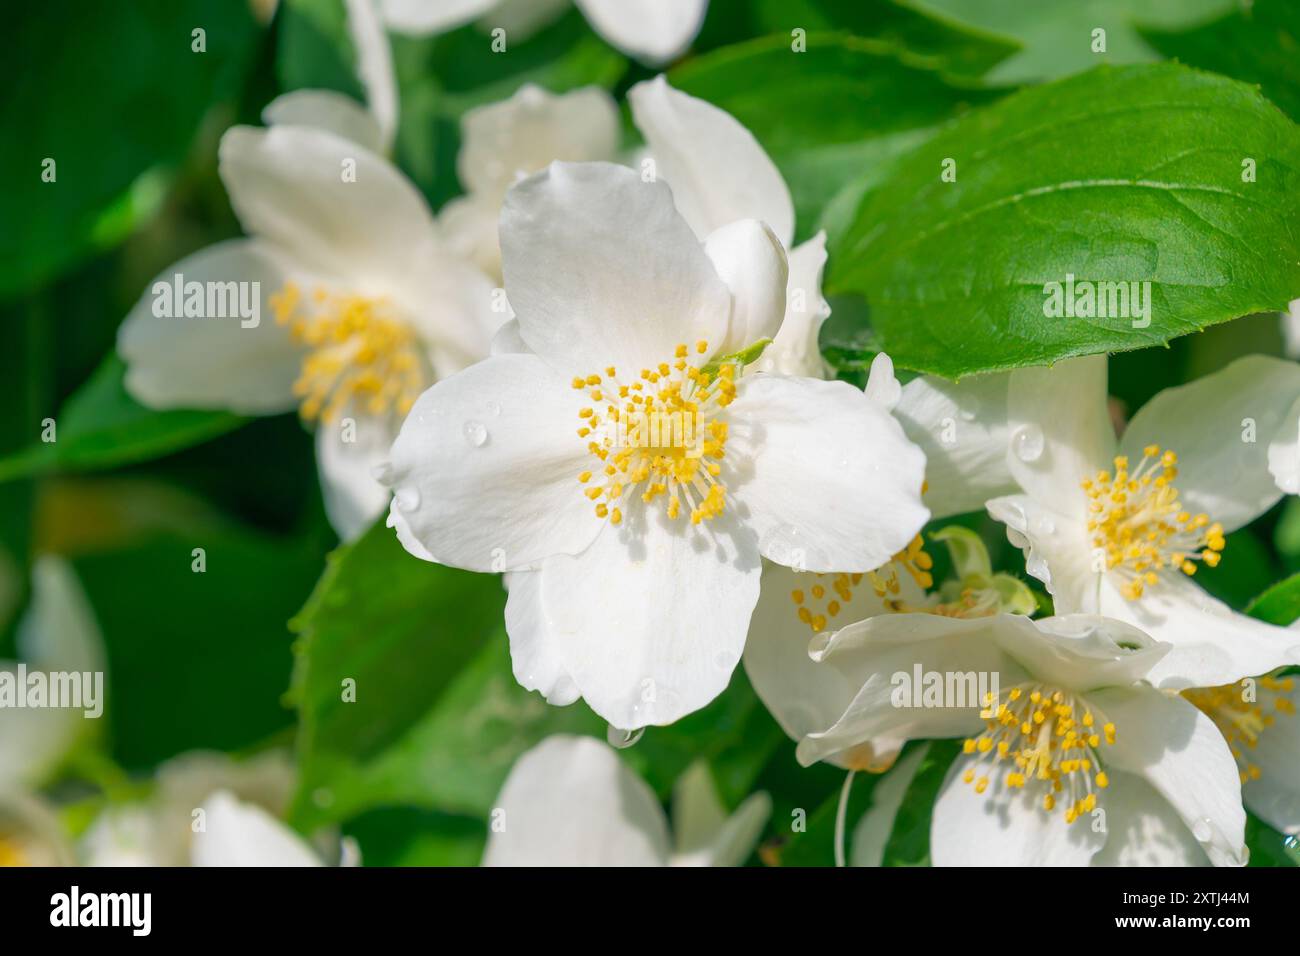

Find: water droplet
1284;834;1298;850
486;400;501;417
714;651;733;670
1012;424;1044;462
394;487;420;511
312;788;335;809
606;725;644;749
1192;818;1213;843
463;420;488;447
1033;514;1056;536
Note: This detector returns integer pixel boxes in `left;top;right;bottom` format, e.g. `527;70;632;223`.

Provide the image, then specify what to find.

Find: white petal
931;755;1105;866
503;570;581;706
1091;769;1210;866
192;791;323;866
219;124;438;294
986;493;1100;613
1269;393;1300;496
894;371;1017;518
1088;686;1247;867
1;558;104;787
796;614;1022;767
383;353;604;571
727;374;928;572
315;413;398;540
0;791;75;866
702;219;788;353
344;0;398;150
760;234;831;378
440;194;505;283
669;761;770;867
537;508;761;729
499;161;731;376
628;75;793;243
117;239;304;414
380;0;496;34
489;317;527;355
1099;574;1300;690
1005;355;1115;517
1119;355;1300;532
458;84;619;202
1284;299;1300;359
1242;677;1300;834
742;561;919;769
575;0;708;64
403;248;503;379
482;735;671;866
862;352;901;410
849;743;929;867
262;89;384;153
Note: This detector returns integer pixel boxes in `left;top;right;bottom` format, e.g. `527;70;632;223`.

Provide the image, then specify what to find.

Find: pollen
961;684;1115;824
271;282;425;423
573;342;735;526
1184;673;1295;784
1081;444;1225;600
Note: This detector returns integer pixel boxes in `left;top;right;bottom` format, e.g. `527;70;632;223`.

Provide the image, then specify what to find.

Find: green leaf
1246;572;1300;627
1141;0;1300;123
829;63;1300;379
880;738;961;865
288;520;602;829
746;0;1020;80
0;0;262;300
71;526;325;770
0;356;244;484
912;0;1234;84
1245;811;1300;867
670;33;1002;239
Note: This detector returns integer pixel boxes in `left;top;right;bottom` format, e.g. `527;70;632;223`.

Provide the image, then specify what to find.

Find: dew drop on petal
1012;424;1045;463
486;400;501;417
606;725;644;749
1192;818;1213;843
462;420;488;447
394;487;420;511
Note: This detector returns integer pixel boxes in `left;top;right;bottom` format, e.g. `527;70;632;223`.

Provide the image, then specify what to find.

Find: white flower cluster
77;3;1300;868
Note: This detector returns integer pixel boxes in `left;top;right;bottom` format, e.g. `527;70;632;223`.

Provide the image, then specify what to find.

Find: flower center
1081;444;1225;600
787;536;937;634
962;684;1115;823
573;341;735;526
0;834;28;867
1184;674;1296;784
270;282;426;423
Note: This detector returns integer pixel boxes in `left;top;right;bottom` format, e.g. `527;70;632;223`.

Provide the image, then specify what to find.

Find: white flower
482;734;769;866
443;76;832;377
379;0;709;64
980;354;1300;688
794;612;1247;866
117;95;500;539
0;790;73;867
1184;671;1300;836
382;160;928;729
191;790;359;867
81;750;300;866
744;516;1034;773
441;84;621;282
1;556;103;790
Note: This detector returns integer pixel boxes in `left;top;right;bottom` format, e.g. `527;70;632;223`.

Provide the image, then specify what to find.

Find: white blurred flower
382;161;928;729
379;0;708;64
793;612;1247;867
117;94;501;539
191;790;359;867
81;750;302;866
483;735;769;866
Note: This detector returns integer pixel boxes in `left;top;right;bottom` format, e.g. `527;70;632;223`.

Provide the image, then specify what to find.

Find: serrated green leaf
829;63;1300;378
